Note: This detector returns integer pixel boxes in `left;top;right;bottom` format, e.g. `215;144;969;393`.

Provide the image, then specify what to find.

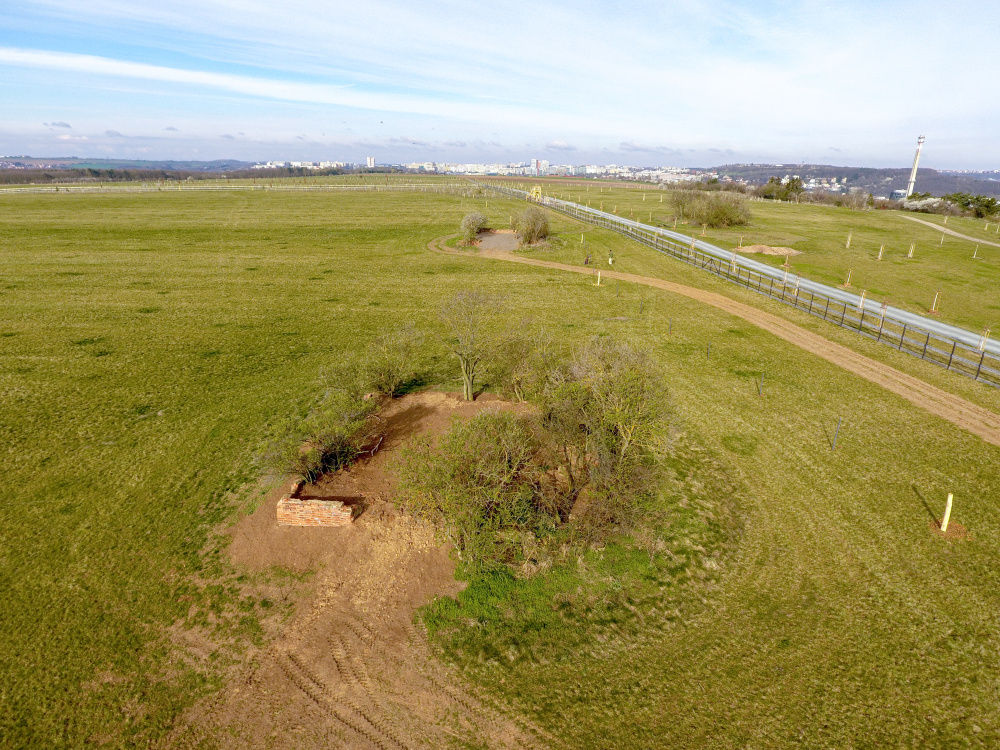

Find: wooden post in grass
940;232;944;245
944;216;949;224
759;372;764;396
877;244;884;260
669;318;673;334
739;236;743;248
846;232;852;249
701;224;707;236
845;269;853;287
931;292;940;313
908;243;915;258
597;271;601;286
941;493;954;533
974;246;979;259
832;417;842;450
858;290;867;310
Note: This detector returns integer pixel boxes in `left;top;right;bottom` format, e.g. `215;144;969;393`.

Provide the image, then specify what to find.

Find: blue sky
2;1;998;168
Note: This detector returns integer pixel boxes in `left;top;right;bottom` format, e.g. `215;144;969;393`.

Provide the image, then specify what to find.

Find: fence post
922;333;930;359
976;350;986;380
899;324;907;350
840;302;847;326
824;298;831;319
947;341;956;369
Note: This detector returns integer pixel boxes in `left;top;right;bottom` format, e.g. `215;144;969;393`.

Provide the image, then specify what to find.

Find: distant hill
710;164;1000;198
1;157;250;171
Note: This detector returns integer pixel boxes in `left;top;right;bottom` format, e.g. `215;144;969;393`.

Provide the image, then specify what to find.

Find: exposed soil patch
930;521;971;541
172;391;542;749
737;244;802;256
476;229;520;251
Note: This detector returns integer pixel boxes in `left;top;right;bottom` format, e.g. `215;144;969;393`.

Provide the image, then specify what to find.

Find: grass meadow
505;180;1000;334
2;183;1000;747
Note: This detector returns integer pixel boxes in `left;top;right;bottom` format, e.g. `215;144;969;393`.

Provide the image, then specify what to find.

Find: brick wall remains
276;489;353;527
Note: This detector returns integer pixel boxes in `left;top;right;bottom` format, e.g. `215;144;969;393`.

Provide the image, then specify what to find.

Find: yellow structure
529;185;542;201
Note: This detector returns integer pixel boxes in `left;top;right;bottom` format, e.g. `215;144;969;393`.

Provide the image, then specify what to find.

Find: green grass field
2;183;1000;747
501;180;1000;334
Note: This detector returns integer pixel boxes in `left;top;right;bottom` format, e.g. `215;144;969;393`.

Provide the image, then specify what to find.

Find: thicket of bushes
400;333;673;573
263;293;675;577
667;190;752;227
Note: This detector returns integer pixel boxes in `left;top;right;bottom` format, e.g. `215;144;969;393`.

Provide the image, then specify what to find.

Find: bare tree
439;289;505;401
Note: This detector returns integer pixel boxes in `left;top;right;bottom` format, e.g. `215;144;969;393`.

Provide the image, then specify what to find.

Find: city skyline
2;1;999;169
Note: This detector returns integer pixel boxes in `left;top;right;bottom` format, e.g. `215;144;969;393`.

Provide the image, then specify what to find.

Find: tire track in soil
429;236;1000;448
168;392;551;750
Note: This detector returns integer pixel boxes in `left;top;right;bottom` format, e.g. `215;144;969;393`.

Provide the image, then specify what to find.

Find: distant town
3;155;999;198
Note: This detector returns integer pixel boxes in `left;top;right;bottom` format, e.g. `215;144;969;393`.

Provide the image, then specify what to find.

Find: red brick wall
276;496;352;527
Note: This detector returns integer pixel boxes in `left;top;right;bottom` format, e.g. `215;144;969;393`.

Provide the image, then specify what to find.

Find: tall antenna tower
905;135;926;197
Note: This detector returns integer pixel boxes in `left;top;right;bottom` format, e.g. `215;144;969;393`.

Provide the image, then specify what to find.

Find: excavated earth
172;391;544;749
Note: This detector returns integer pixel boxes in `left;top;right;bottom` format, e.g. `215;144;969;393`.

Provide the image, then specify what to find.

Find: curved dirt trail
431;236;1000;447
900;214;1000;248
170;392;549;750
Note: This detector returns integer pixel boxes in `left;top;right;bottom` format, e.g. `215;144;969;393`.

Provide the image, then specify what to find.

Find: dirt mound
172;391;543;749
737;244;801;256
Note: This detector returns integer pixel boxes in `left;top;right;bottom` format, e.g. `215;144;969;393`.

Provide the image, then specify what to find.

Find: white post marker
941;493;954;533
877;244;884;260
908;243;915;258
931;292;940;312
859;290;867;310
846;231;852;249
597;271;601;286
974;246;979;259
845;269;853;286
940;233;944;245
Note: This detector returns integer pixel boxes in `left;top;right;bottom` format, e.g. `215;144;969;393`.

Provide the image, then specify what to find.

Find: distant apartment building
366;156;376;168
530;159;550;176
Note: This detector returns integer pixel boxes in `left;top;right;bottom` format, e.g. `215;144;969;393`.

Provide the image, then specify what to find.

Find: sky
1;1;999;169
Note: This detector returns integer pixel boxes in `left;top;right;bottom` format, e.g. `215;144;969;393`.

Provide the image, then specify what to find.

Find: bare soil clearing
172;392;542;749
431;236;1000;448
476;229;520;251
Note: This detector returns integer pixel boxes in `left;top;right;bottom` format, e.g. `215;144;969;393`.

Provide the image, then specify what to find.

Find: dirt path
430;236;1000;448
172;392;547;749
900;215;1000;248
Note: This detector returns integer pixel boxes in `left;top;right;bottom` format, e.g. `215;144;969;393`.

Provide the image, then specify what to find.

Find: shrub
513;207;549;245
399;410;552;572
540;337;673;529
689;193;752;228
261;389;377;483
459;211;488;244
363;323;424;397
